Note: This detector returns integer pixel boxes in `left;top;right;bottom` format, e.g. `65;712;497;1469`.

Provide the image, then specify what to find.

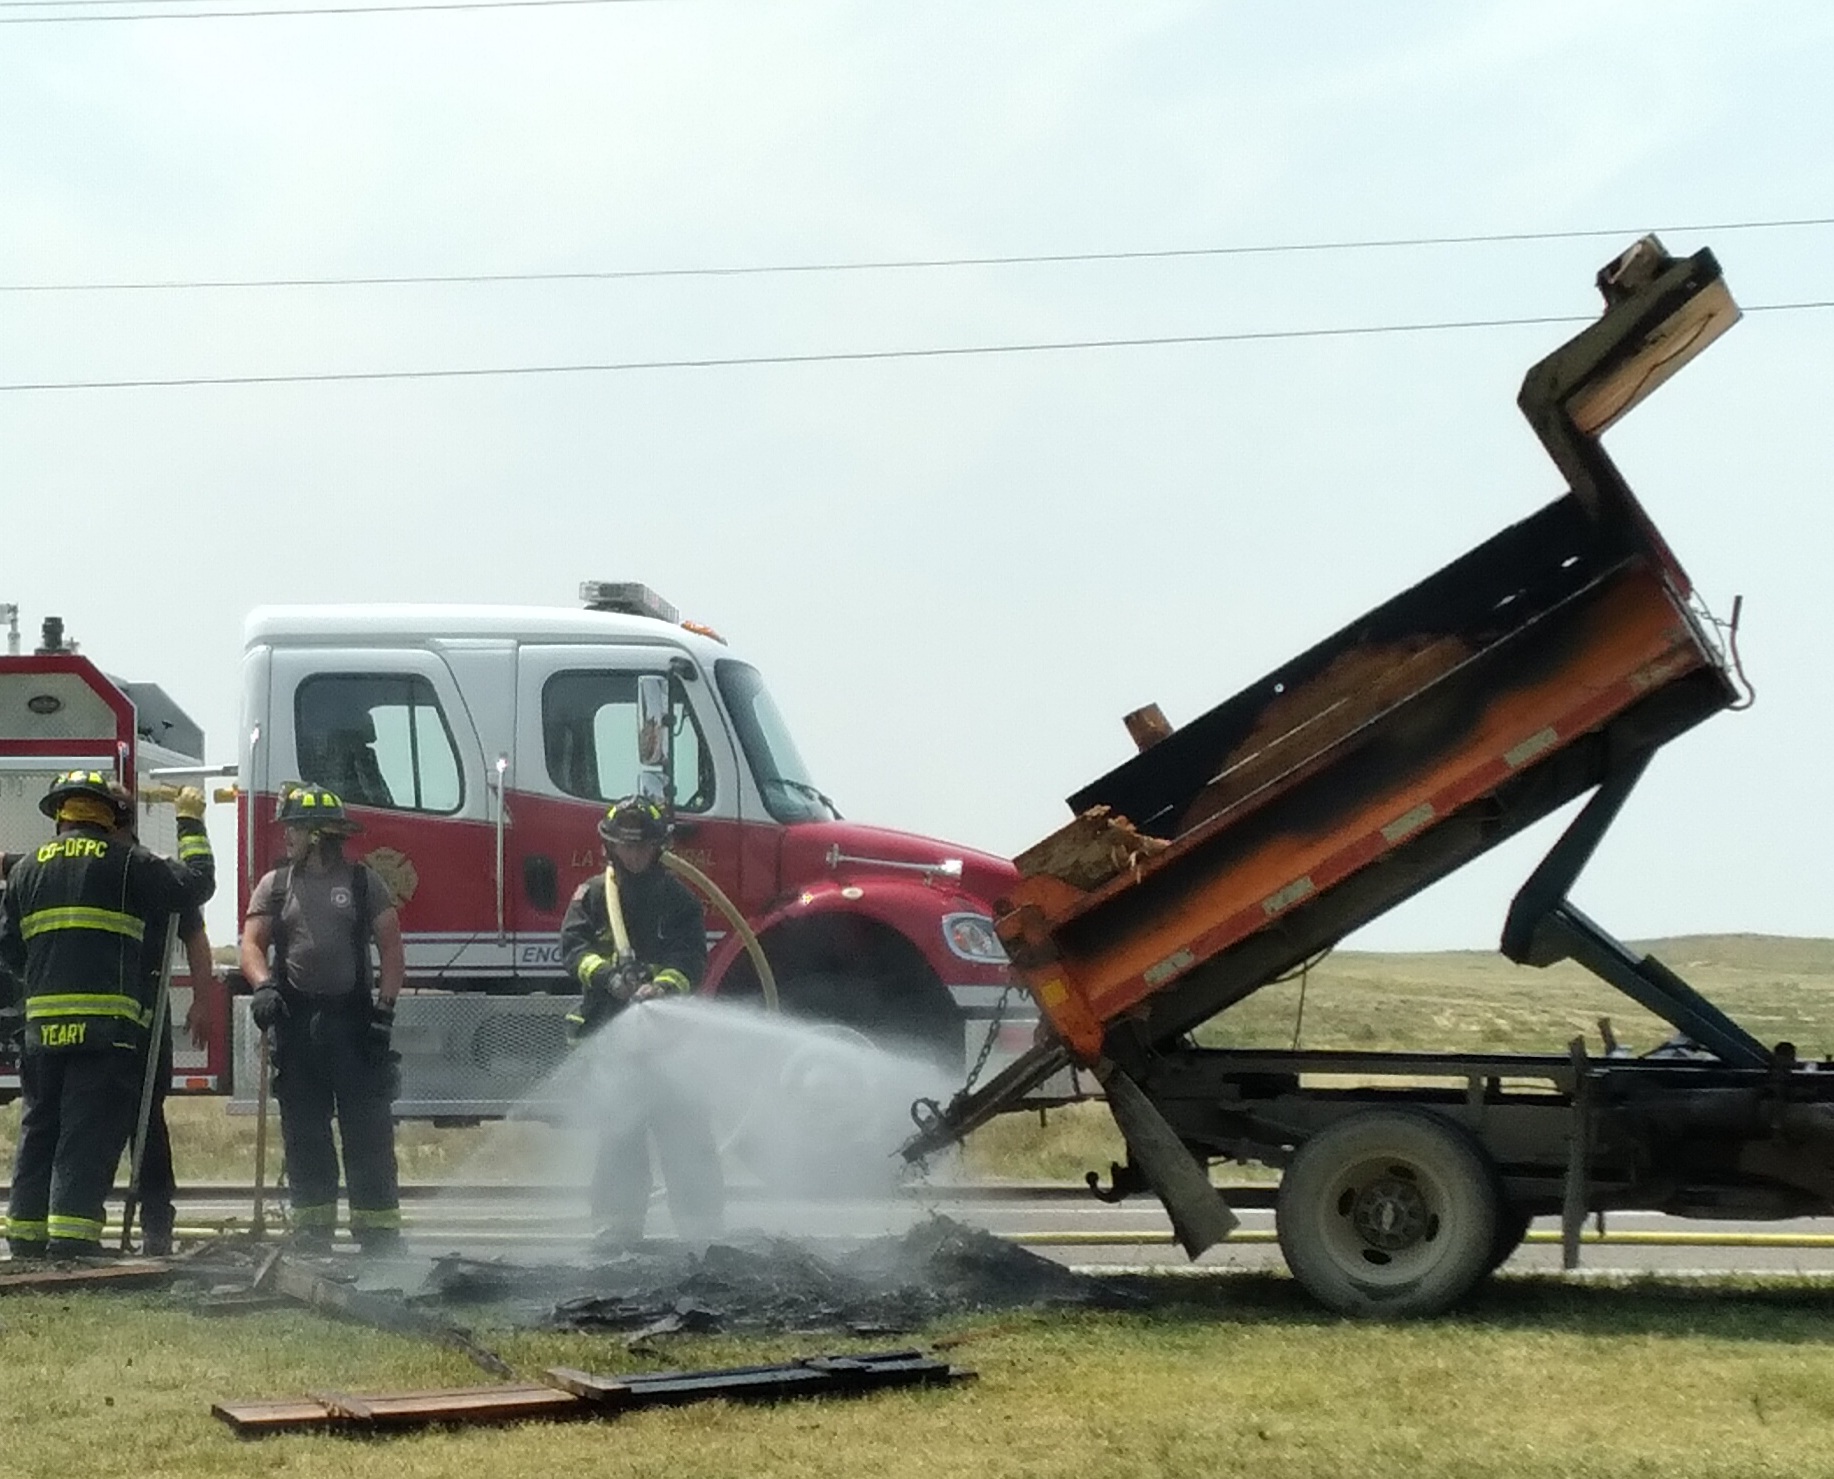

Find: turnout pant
591;1066;724;1242
273;998;400;1247
8;1049;140;1256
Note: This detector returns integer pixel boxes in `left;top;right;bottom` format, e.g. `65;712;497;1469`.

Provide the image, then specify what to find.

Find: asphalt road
128;1183;1834;1279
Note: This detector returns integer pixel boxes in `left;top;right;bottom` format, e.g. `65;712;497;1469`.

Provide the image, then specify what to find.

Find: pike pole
121;914;180;1253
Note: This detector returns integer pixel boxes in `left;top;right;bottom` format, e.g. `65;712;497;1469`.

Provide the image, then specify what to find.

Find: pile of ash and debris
398;1215;1138;1341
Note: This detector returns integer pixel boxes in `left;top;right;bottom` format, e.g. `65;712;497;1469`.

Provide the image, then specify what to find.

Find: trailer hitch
1084;1160;1150;1204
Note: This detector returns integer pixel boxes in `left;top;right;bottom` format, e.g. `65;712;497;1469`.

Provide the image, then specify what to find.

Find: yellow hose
663;851;778;1011
601;866;634;960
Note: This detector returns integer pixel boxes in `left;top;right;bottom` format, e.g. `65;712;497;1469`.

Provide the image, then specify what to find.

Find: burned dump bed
992;239;1740;1071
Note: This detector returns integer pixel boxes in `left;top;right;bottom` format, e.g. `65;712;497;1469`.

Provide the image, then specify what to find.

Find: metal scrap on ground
213;1349;975;1437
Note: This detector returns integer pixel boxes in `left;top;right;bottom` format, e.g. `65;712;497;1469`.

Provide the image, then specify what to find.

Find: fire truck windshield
715;659;838;824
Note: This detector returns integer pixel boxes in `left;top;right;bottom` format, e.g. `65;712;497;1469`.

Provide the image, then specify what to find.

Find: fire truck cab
232;583;1032;1117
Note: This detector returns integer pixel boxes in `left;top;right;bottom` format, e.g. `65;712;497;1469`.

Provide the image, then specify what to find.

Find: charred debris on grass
420;1215;1140;1340
158;1214;1138;1345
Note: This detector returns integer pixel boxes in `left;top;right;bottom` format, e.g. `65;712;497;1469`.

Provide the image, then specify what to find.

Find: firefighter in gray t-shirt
239;784;405;1250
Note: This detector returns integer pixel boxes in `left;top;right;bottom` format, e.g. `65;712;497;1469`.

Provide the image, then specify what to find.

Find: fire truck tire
773;971;960;1070
724;1010;909;1198
1276;1108;1500;1318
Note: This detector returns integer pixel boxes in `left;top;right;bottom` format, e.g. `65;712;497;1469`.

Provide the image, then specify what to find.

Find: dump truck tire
1277;1108;1499;1317
1485;1202;1534;1275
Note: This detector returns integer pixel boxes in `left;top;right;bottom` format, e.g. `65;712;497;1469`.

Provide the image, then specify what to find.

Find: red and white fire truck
0;587;1042;1117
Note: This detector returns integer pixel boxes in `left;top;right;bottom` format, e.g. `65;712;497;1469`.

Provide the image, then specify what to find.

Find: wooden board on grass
213;1383;585;1437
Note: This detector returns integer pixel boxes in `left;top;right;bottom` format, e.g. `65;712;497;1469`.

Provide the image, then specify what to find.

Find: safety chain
962;982;1017;1096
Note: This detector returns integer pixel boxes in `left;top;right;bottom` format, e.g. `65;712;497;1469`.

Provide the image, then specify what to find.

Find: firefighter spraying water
560;795;724;1245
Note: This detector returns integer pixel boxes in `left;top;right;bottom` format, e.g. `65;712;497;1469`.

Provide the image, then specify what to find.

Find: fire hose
597;852;779;1012
662;852;778;1012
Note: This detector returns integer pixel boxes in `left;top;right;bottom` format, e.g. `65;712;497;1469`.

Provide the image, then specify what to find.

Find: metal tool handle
251;1025;273;1239
121;913;180;1252
493;753;509;945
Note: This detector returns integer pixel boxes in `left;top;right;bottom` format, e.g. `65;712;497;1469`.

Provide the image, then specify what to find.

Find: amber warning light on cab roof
580;581;680;623
579;582;727;644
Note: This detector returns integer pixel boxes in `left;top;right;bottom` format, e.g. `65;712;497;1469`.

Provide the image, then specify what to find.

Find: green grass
8;937;1834;1475
10;1277;1834;1477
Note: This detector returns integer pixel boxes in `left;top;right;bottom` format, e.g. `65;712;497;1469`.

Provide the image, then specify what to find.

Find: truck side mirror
635;672;673;803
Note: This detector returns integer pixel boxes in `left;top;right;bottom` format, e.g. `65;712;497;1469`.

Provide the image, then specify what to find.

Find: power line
2;300;1827;395
5;216;1832;296
0;0;641;21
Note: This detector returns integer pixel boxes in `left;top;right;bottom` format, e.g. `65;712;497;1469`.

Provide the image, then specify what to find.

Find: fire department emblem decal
362;846;419;907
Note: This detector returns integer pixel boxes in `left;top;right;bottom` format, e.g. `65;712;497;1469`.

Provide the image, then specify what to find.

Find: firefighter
239;784;405;1252
560;796;723;1245
0;771;214;1258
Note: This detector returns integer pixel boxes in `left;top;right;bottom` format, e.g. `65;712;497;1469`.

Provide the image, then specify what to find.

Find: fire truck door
265;647;505;984
512;645;746;979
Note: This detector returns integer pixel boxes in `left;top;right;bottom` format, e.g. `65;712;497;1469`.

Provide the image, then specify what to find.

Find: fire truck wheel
772;970;960;1073
1277;1108;1500;1318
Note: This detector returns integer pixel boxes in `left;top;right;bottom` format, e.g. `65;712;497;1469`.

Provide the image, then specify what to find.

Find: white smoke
449;995;959;1244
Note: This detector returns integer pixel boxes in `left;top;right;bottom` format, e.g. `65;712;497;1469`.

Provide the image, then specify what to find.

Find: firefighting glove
174;786;208;821
651;968;691;996
630;968;689;1005
249;984;287;1030
368;1000;396;1059
608;961;652;1002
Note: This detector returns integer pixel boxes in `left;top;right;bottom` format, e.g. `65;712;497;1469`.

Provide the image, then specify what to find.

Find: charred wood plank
1014;806;1168;892
0;1260;172;1293
216;1352;974;1437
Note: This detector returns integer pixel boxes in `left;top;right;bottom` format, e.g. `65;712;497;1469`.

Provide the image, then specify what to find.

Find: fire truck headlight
942;913;1009;964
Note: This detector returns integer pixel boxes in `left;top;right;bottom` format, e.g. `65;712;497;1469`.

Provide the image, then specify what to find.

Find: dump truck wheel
1277;1109;1499;1317
1486;1203;1534;1275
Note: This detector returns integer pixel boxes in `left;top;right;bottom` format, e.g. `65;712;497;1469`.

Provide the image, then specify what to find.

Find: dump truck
904;236;1808;1317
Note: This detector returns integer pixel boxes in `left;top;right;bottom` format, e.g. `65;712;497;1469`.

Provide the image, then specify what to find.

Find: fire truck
0;610;224;1095
0;587;1041;1117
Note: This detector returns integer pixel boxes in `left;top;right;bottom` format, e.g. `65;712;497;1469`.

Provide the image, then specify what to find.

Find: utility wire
5;216;1832;295
2;0;638;20
1;300;1827;395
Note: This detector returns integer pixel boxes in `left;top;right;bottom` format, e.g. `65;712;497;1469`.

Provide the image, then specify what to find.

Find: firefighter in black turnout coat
239;785;406;1251
560;796;723;1244
0;771;215;1257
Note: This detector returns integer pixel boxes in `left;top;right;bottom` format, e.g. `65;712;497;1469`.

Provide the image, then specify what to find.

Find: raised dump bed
904;241;1821;1318
922;237;1742;1104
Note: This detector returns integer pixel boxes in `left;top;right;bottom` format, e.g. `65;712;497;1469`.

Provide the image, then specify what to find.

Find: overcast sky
3;0;1830;952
